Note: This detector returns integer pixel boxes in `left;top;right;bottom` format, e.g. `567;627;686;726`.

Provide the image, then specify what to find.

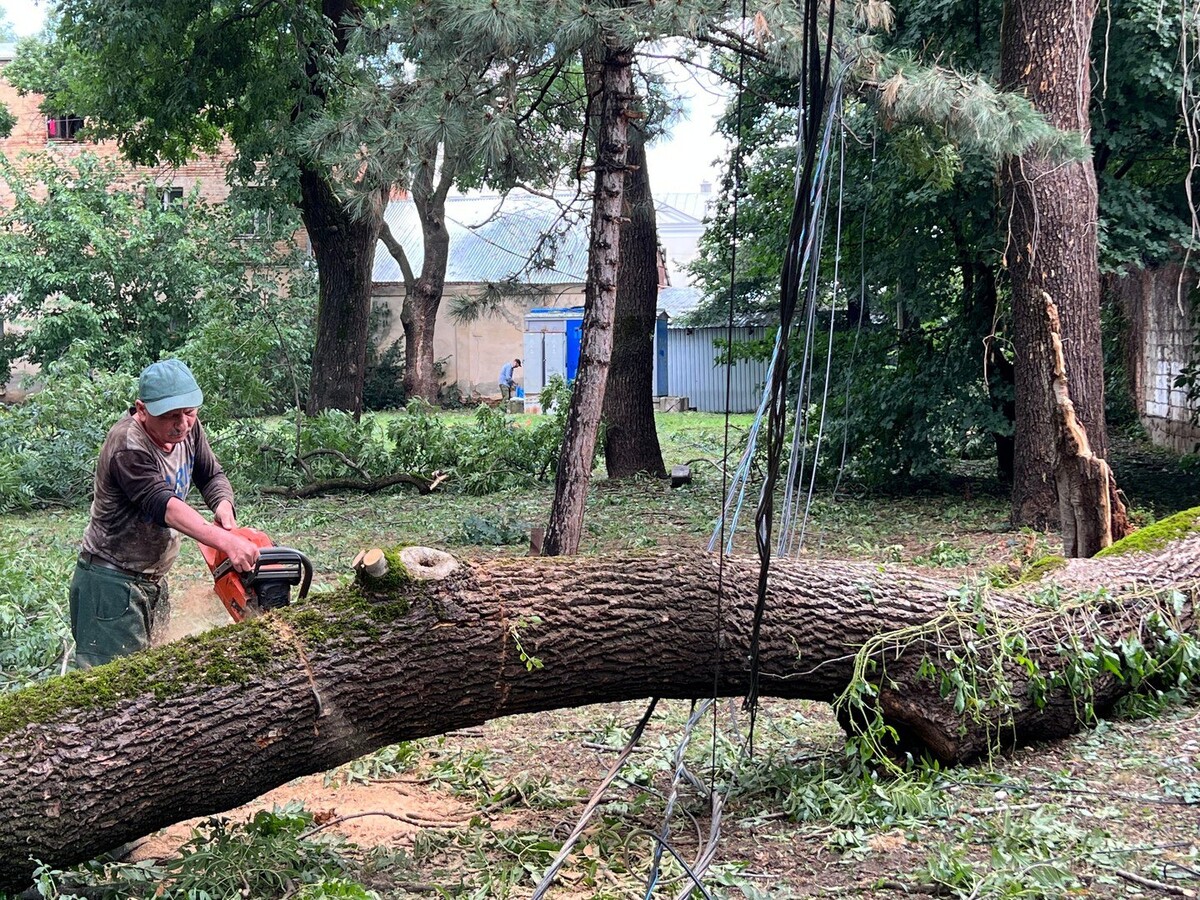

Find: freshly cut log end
397;546;457;580
354;547;388;578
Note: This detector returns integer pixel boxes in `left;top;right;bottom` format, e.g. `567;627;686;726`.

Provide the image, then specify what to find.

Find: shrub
0;346;134;512
0;151;316;421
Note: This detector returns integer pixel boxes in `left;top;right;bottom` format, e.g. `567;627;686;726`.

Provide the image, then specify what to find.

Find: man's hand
221;531;261;573
213;499;237;530
165;497;259;573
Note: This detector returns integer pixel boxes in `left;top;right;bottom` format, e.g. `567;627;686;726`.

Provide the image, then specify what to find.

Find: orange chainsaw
200;527;313;622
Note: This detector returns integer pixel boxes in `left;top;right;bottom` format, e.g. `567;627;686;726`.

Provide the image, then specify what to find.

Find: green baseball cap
138;359;204;416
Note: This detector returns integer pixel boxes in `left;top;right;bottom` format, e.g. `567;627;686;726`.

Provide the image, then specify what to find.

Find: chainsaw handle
212;548;313;599
259;547;313;600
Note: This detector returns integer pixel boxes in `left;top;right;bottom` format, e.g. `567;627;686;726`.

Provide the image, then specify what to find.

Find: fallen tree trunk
0;533;1198;888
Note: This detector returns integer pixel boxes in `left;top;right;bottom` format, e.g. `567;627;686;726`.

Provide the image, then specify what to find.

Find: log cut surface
0;540;1197;888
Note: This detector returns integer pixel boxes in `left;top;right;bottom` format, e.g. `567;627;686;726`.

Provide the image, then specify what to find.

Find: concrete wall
371;282;585;400
1110;265;1200;454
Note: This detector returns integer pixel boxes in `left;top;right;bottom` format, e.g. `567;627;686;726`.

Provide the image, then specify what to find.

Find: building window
146;186;185;210
46;115;84;141
237;207;274;239
233;188;276;238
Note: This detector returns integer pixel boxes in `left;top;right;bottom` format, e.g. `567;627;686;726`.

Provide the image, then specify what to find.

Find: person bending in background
499;358;521;401
70;358;261;668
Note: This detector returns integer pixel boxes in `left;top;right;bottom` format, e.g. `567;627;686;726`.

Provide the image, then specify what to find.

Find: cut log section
0;536;1196;888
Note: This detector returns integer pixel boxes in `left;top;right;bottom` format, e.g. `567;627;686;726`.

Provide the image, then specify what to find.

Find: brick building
0;41;237;205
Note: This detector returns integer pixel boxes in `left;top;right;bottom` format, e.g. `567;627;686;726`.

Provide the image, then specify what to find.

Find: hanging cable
797;122;846;549
744;0;839;747
831;129;877;503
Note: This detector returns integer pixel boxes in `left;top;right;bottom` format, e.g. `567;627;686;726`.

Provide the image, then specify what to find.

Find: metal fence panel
666;326;771;412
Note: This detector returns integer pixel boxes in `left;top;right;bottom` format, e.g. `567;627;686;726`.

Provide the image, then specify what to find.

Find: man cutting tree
70;359;260;668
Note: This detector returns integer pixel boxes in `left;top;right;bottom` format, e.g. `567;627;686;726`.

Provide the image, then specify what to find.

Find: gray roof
658;286;703;319
656;192;715;223
374;192;589;285
0;43;18;63
373;189;712;288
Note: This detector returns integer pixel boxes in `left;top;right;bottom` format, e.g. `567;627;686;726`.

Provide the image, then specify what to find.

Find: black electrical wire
745;0;838;746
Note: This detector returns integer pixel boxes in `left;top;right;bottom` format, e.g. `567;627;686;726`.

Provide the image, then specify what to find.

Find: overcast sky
1;0;728;194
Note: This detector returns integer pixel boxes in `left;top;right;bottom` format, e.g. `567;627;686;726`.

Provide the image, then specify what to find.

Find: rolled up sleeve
192;425;235;514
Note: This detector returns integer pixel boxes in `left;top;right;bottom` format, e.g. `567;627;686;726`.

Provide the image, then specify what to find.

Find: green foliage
214;396;571;498
0;363;571;513
30;805;378;899
327;742;423;786
838;582;1200;770
174;267;318;432
508;615;544;672
732;749;950;831
867;54;1087;162
362;340;407;412
0;529;73;688
454;512;532;546
915;807;1096;898
691;68;1015;482
691;0;1200;484
0;347;134;512
7;1;351;171
0;153;316;420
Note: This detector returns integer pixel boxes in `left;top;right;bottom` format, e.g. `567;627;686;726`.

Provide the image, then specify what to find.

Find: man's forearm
164;498;245;559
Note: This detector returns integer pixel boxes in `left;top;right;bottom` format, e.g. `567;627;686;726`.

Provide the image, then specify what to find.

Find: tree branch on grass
261;470;447;498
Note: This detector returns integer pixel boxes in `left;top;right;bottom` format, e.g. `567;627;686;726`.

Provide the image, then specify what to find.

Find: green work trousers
69;559;170;668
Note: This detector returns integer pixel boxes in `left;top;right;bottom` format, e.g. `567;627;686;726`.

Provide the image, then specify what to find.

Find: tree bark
303;170;386;417
400;146;458;405
1000;0;1108;529
302;0;386;417
602;124;667;479
1;533;1198;887
543;39;633;555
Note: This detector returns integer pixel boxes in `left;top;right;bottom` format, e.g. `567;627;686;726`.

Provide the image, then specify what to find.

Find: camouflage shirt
81;412;235;578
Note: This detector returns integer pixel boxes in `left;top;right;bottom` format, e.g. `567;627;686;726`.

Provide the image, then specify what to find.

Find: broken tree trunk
0;535;1198;888
1044;293;1133;557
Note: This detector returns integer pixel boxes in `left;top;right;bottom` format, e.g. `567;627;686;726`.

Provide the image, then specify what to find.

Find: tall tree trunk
602;124;666;478
302;0;384;416
543;39;633;555
1;532;1198;887
302;169;386;417
401;147;457;405
1000;0;1108;529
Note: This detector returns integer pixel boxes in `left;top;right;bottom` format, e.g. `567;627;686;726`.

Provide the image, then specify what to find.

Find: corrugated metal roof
656;192;714;223
658;286;703;319
373;189;712;287
374;192;589;285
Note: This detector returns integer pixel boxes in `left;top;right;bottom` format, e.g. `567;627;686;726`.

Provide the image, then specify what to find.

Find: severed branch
262;470;448;499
